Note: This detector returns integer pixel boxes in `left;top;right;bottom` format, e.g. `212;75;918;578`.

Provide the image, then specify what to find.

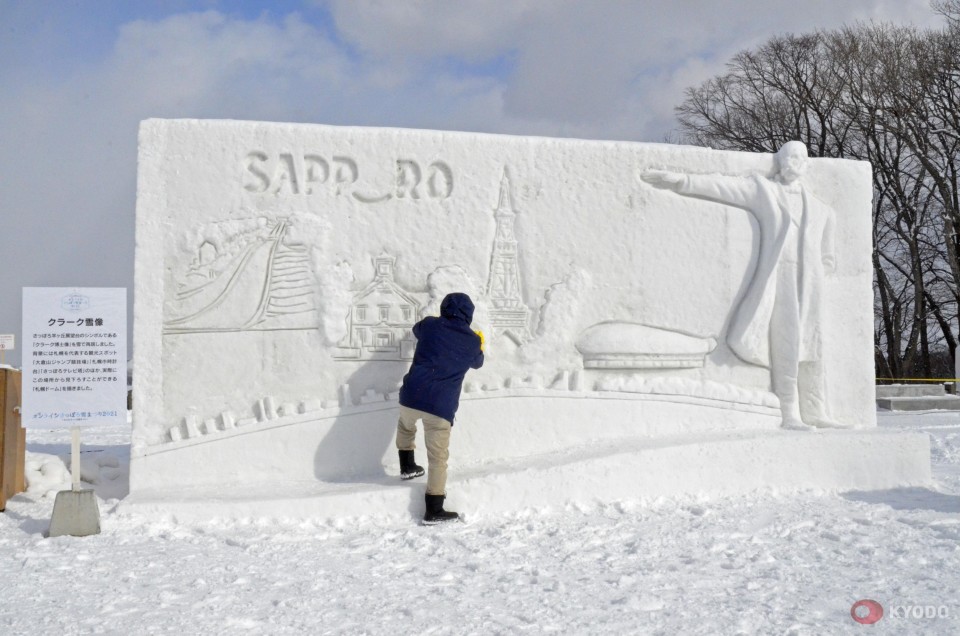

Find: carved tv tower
486;167;532;344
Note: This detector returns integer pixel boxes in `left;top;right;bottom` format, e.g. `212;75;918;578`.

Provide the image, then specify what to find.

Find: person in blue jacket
397;292;484;524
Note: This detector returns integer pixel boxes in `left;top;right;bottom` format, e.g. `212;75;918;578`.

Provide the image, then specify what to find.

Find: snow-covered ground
2;411;959;635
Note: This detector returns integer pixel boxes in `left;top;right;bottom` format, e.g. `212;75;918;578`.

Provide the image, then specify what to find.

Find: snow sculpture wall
131;119;880;496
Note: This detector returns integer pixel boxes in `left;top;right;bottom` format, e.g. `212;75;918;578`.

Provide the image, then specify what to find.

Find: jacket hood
440;293;475;325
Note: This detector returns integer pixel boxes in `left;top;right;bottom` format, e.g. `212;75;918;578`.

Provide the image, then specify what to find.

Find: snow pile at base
22;492;949;635
25;452;124;498
930;427;960;464
23;452;71;498
0;410;957;634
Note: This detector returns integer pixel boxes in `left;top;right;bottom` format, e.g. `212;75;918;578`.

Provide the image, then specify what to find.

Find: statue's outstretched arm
642;170;756;210
640;169;685;191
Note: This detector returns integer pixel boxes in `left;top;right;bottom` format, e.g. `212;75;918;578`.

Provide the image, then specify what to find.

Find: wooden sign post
0;368;25;511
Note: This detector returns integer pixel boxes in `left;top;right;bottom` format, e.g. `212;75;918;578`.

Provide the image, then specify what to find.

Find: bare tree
676;33;854;156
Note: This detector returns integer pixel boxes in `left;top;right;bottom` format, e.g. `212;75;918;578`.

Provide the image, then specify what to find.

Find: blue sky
0;0;946;365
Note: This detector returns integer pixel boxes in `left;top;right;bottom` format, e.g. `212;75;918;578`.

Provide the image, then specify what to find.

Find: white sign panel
0;334;13;350
22;287;127;428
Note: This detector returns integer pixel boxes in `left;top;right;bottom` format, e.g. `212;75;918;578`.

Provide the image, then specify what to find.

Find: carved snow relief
641;142;841;429
134;120;876;465
334;256;421;361
486;168;533;344
243;152;453;203
576;322;716;369
165;216;318;333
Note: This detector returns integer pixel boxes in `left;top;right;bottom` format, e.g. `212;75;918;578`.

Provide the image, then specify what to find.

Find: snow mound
24;450;125;499
24;452;70;498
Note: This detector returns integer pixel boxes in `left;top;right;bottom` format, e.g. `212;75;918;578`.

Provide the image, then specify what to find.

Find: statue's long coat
679;174;835;368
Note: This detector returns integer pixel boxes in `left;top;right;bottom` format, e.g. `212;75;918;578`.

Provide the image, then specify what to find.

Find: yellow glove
474;329;485;352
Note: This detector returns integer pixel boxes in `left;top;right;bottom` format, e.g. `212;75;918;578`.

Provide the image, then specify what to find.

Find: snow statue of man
642;141;846;430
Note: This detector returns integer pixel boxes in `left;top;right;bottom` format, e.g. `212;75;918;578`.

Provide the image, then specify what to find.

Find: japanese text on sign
21;288;127;428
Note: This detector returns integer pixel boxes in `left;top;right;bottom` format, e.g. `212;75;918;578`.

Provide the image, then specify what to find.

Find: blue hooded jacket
399;293;484;424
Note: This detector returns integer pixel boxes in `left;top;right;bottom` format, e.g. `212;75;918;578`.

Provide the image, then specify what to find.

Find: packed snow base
2;411;958;634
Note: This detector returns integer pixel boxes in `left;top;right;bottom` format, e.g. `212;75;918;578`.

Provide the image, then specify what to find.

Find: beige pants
396;405;452;496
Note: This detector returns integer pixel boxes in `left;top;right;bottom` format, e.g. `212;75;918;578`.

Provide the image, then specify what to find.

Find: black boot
423;493;459;525
398;450;424;480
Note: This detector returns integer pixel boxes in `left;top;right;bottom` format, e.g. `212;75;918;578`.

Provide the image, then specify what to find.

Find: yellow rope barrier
876;378;959;382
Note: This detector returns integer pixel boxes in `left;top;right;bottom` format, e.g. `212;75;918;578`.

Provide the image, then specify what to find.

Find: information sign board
21;288;127;428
